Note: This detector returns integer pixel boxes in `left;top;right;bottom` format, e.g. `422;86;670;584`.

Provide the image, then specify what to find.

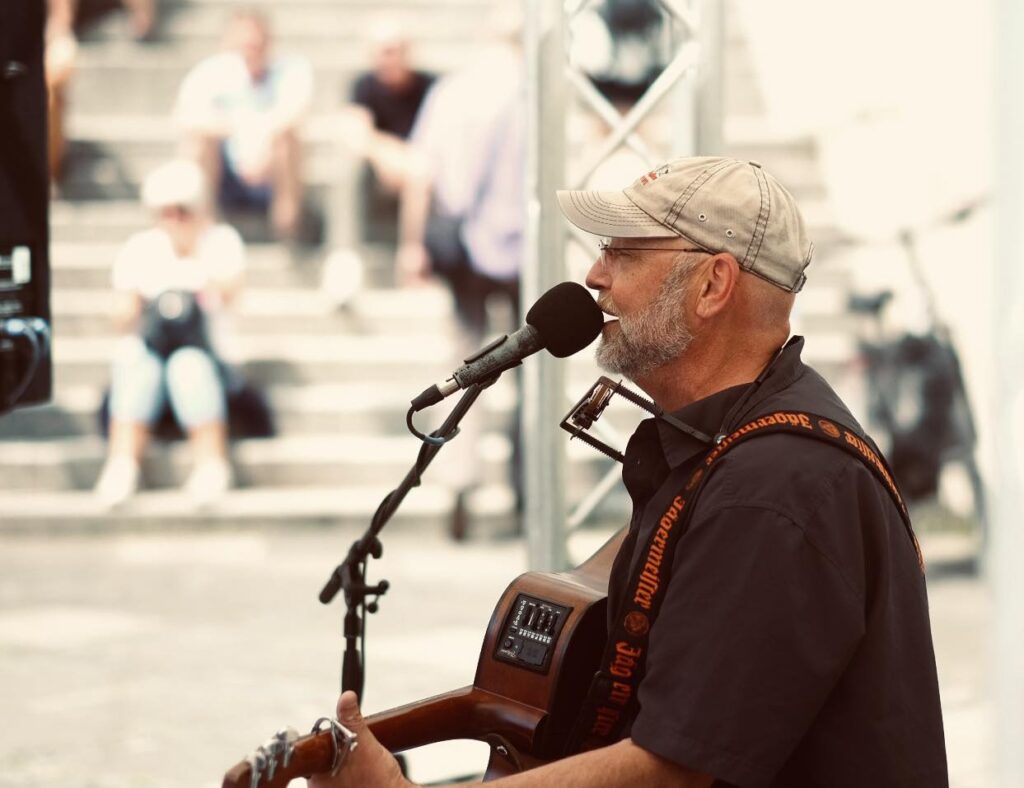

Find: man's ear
693;253;740;319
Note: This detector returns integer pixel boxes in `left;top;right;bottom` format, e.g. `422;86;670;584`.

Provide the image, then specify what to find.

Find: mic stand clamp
338;537;390;696
319;376;497;699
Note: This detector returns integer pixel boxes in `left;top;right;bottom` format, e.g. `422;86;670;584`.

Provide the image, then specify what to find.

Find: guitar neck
221;729;336;788
370;685;546;754
220;687;547;788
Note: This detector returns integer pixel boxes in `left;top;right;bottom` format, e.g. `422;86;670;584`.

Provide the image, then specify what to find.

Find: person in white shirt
94;160;245;509
173;10;313;240
395;23;525;539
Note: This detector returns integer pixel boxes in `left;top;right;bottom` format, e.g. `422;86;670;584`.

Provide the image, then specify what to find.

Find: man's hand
306;693;714;788
307;691;410;788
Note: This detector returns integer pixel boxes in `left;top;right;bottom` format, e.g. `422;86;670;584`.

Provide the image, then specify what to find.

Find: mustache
596;294;619;318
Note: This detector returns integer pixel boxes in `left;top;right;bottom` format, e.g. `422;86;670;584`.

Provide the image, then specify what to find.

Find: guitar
222;528;626;787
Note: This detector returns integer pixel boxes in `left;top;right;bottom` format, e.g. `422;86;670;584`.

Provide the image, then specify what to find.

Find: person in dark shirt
308;157;949;787
350;37;433;142
341;27;434;246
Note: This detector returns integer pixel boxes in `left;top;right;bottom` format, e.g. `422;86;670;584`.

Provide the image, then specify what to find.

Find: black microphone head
525;281;604;358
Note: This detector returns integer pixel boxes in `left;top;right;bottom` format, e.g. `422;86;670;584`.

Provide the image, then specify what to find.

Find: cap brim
556;189;674;238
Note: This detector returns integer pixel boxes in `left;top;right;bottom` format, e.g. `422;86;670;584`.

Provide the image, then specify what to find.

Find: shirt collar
655;335;808;468
656;383;748;468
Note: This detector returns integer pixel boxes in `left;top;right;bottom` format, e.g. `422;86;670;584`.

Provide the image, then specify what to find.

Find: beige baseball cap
142;159;207;211
557;156;814;293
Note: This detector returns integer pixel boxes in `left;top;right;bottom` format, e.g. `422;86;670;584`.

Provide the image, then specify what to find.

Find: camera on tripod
0;244;51;415
1;0;53;415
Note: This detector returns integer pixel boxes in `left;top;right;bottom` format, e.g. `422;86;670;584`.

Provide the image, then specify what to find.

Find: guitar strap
565;409;921;755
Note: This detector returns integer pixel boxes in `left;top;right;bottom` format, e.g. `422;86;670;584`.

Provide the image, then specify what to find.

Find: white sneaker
184;458;232;508
94;457;140;509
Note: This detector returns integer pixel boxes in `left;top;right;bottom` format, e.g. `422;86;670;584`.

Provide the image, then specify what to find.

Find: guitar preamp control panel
494;594;572;674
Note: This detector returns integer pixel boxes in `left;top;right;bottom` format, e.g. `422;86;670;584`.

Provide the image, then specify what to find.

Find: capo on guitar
235;717;357;788
311;716;359;775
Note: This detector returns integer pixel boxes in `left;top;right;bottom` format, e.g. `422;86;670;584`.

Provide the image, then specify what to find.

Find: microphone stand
318;375;499;699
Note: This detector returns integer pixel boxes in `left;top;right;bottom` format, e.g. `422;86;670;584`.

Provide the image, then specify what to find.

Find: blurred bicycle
846;225;987;565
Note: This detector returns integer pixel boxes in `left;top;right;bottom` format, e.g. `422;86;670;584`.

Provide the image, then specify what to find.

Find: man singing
308;157;948;787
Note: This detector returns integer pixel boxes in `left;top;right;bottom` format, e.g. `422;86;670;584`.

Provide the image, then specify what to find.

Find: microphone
410;281;604;411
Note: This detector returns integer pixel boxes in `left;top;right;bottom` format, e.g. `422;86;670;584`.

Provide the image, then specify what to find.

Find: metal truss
523;0;723;567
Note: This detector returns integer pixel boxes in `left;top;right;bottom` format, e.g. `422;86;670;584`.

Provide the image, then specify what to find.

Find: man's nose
585;256;609;291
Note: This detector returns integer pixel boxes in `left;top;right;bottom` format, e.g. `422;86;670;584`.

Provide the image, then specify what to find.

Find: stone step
0;432;619;493
58;145;340;203
3;304;861;442
72;1;753;109
42;331;856;408
92;12;495;48
49;171;843;244
0;485;457;532
0;482;631;534
62;115;827;199
47;335;652;391
47;212;851;283
49;240;337;289
80;5;754;53
0;377;522;439
49;282;458;336
47;270;851;339
81;0;496;40
71;57;767;122
51;331;452;387
50;181;341;225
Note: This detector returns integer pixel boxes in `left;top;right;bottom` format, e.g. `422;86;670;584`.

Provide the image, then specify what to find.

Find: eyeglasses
596;239;709;267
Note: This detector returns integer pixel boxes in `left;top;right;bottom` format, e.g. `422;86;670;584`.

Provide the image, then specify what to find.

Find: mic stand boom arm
318;377;497;699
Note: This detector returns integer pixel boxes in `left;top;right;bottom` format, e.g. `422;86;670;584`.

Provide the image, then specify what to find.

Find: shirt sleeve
173;55;230;135
629;504;865;788
267;56;314;133
351;73;372;107
206;225;246;282
111;233;148;292
408;80;441;153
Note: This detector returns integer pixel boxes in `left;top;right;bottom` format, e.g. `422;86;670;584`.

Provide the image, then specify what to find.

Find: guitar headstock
222;717;357;788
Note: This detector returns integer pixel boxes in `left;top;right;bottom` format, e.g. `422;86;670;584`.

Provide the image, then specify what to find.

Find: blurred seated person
120;0;156;40
173;10;313;240
346;26;433;192
47;0;159;186
338;26;433;244
94;160;245;509
53;0;157;41
46;0;78;187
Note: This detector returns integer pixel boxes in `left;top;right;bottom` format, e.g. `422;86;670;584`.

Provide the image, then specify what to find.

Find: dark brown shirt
610;337;948;788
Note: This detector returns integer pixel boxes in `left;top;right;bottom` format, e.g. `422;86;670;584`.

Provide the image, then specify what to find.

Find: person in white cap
94;160;245;509
306;157;947;787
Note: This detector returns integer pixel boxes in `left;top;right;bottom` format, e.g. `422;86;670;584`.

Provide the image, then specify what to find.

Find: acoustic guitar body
370;529;625;777
221;529;626;787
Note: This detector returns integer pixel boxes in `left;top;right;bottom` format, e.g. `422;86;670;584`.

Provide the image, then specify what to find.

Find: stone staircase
0;0;858;532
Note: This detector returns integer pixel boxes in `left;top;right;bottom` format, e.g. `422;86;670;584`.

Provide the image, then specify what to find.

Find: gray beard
595;266;694;380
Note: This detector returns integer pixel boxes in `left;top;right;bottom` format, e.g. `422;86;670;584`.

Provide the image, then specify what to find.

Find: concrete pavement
0;526;992;787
